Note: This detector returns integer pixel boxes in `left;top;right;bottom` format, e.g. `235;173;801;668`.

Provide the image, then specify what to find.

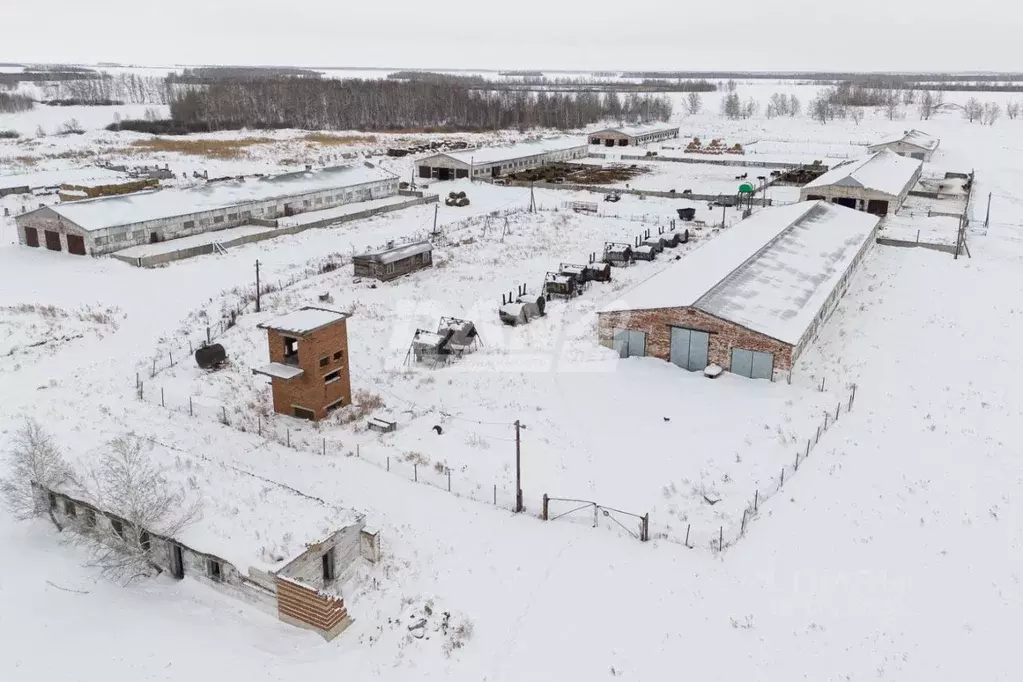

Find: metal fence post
719;526;723;551
189;396;193;417
322;438;326;456
286;428;290;448
447;468;451;492
754;489;758;512
542;494;549;520
685;524;691;548
161;388;165;408
414;464;418;482
386;456;390;472
781;467;785;486
641;513;649;542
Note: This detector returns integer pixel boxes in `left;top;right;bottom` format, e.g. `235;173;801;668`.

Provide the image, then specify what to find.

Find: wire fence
684;382;859;553
134;379;520;511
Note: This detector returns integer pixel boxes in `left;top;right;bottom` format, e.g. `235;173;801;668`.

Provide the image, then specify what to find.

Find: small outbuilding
867;129;939;162
588;124;681;147
599;201;880;382
253;307;352;421
352;241;433;282
417;137;588;181
800;150;922;216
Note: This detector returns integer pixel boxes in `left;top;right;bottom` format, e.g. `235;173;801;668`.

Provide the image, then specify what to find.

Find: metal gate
542;495;649;542
612;329;646;358
670;326;709;371
730;348;774;380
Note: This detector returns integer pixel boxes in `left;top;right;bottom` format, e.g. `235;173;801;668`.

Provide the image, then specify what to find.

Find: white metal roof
259;307;350;335
602;201;879;344
44;164;397;232
869;129;940;152
591;123;680;138
428;137;587;167
695;203;879;344
802;150;922;197
354;240;432;265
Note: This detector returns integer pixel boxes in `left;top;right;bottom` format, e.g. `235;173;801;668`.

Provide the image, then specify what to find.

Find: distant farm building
36;445;380;642
58;178;159;202
253;307;352;421
352;241;433;281
588;124;680;147
598;201;880;382
416;137;588;181
799;150;922;216
867;129;939;162
14;163;399;257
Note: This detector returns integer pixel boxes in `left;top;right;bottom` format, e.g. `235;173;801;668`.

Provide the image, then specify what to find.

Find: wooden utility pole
514;419;524;513
985;191;992;228
529;182;536;213
721;203;727;228
432;204;439;236
255;259;261;313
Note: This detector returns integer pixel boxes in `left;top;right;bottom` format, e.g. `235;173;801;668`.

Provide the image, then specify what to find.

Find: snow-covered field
3;76;1023;680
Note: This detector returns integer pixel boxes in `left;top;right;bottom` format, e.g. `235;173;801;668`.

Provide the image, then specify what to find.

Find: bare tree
742;98;759;119
850;107;865;125
721;92;742;120
919;91;936;120
788;94;801;117
78;435;201;583
766;92;789;118
726;79;738;93
1007;101;1020;120
963;97;984;123
810;92;831;124
983;101;1001;126
0;419;73;531
884;91;900;121
684;91;702;115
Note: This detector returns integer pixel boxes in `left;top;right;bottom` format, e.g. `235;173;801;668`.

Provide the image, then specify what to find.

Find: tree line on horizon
168;77;673;132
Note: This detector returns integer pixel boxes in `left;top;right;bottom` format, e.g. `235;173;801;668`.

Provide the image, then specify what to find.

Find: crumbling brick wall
275;576;352;641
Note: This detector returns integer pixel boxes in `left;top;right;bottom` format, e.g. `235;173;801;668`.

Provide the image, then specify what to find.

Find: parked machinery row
603;223;690;267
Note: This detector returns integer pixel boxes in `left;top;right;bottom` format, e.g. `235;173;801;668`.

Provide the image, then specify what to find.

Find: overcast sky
4;0;1019;72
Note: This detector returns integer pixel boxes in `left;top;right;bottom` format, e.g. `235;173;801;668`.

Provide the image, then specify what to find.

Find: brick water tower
252;307;352;421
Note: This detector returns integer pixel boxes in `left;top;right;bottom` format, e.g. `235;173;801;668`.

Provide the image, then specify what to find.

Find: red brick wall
267;320;352;420
597;307;794;377
275;576;350;639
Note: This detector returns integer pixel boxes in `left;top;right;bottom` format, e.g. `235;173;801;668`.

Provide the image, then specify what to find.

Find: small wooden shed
353;241;433;282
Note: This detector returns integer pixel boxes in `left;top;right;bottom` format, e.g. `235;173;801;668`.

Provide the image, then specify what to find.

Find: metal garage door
730;348;774;381
24;227;39;248
66;234;86;255
669;327;709;372
612;329;646;358
44;230;61;251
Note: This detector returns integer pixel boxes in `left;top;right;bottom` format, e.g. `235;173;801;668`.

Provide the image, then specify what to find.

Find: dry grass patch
12;155;38;166
131;137;275;159
302;132;378;146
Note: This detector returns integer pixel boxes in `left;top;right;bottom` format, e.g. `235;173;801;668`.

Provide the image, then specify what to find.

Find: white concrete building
800;150;923;216
867;129;939;162
416;137;588;181
588;123;680;147
38;442;381;641
14;163;399;257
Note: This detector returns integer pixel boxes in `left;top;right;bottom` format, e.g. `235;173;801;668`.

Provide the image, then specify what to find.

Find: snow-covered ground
3;76;1023;680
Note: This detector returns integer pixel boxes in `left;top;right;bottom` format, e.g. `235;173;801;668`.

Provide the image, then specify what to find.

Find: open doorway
833;197;857;209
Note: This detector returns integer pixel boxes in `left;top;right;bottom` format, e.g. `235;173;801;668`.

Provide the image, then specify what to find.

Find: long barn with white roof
416;137;588;181
799;149;922;216
14;163;399;257
588;123;680;147
598;201;880;382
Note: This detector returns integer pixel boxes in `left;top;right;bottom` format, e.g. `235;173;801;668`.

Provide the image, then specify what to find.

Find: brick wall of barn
267;320;352;421
597;307;794;380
